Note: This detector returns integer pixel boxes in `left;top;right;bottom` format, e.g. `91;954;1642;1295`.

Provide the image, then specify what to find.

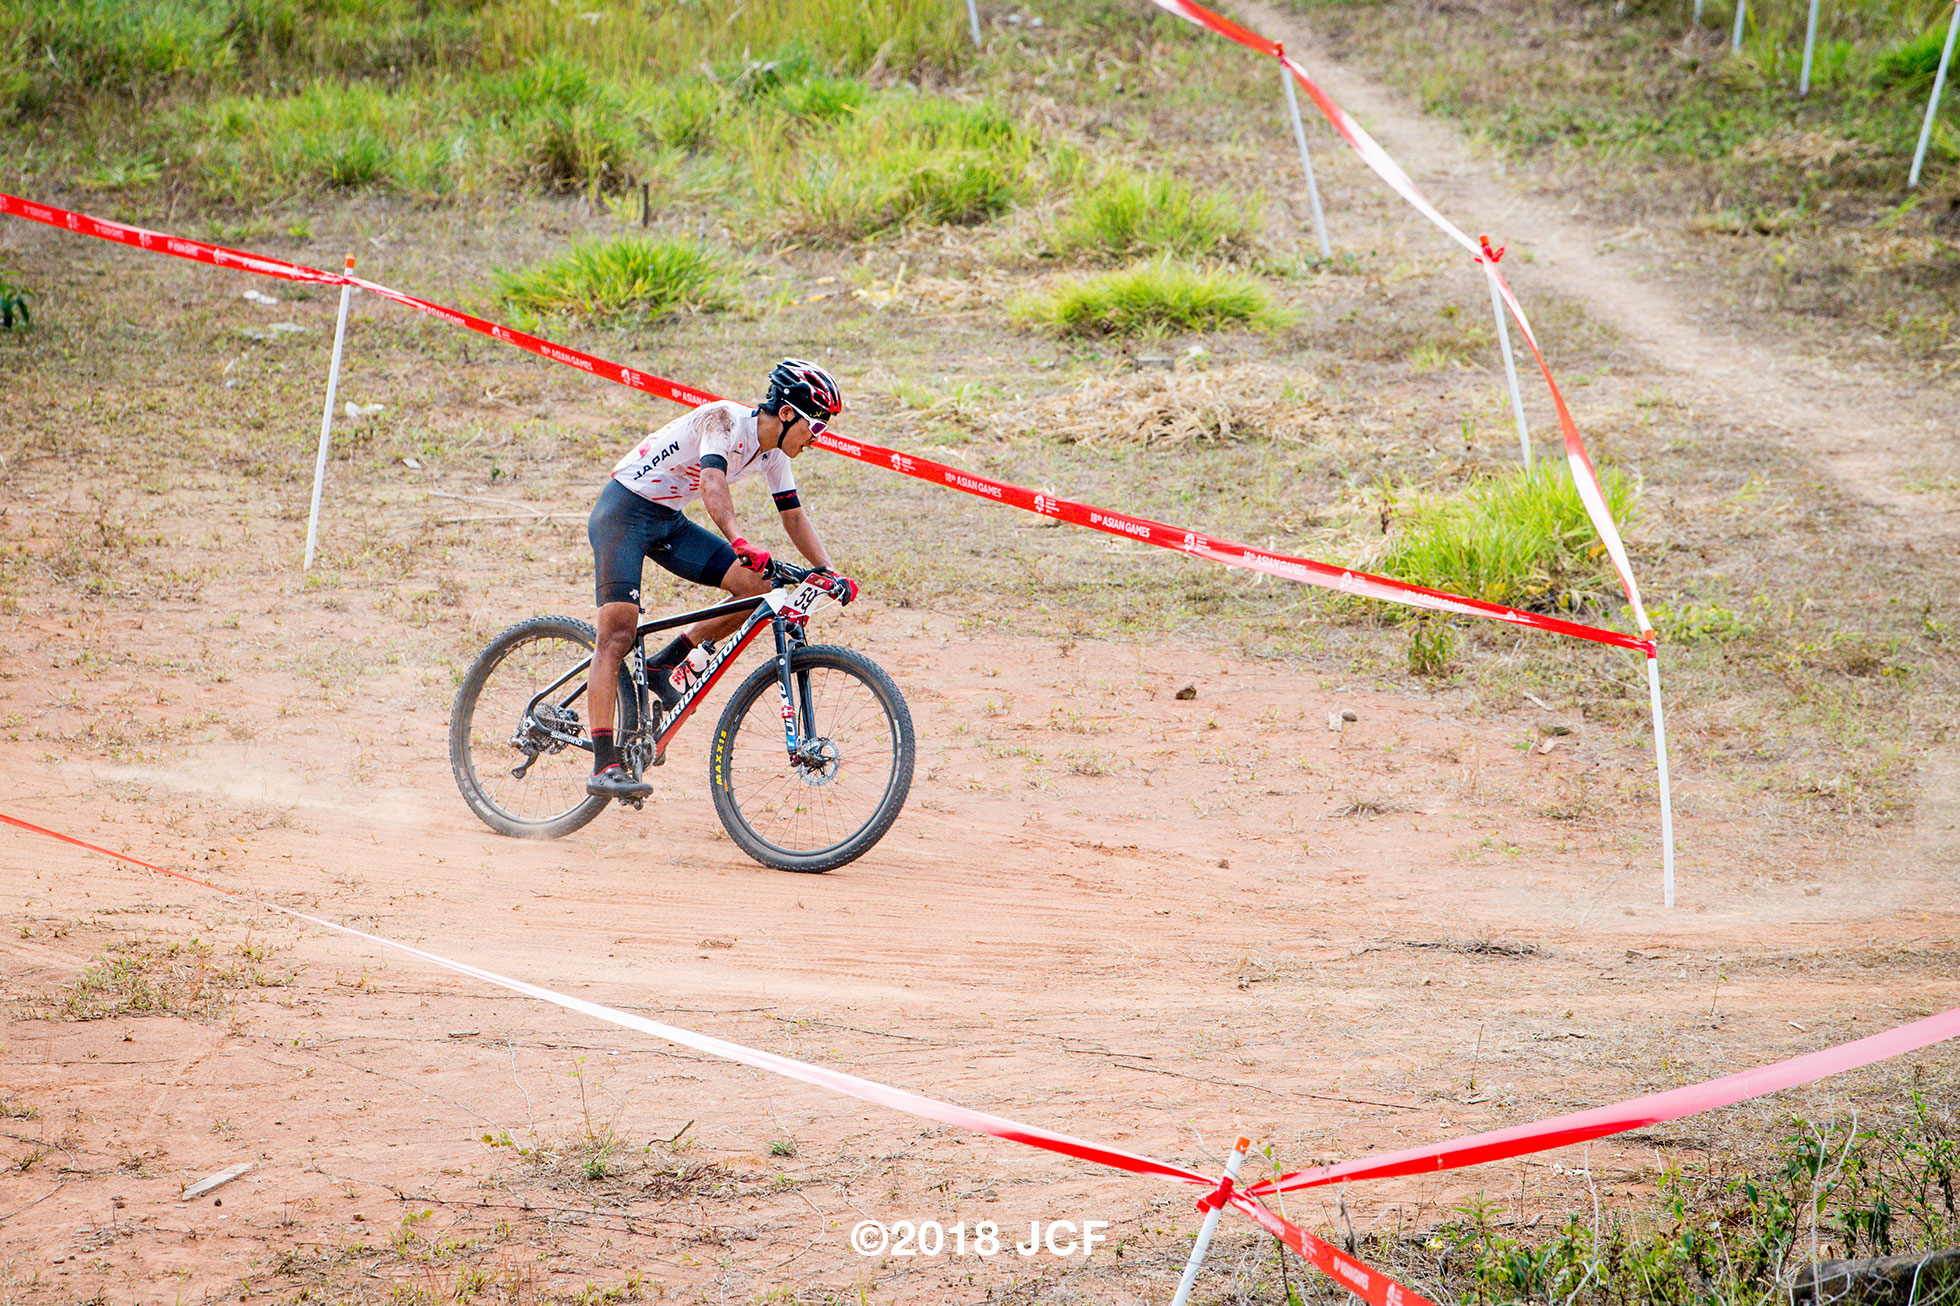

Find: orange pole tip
1234;1135;1252;1152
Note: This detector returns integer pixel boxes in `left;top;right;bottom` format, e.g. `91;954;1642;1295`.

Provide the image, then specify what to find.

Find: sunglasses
785;402;829;438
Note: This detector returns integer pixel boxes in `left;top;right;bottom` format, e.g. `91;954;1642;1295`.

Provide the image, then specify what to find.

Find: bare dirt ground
4;20;1960;1306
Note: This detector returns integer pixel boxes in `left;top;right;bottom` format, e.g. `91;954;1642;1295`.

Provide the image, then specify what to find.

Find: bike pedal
623;797;645;811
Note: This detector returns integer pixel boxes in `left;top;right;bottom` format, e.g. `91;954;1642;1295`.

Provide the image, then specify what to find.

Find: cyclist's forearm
700;471;744;541
779;507;832;570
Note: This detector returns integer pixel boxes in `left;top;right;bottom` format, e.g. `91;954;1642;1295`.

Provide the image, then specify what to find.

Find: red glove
816;570;858;605
730;538;771;573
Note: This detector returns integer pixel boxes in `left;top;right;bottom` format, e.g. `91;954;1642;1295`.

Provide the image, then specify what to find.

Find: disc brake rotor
793;739;841;787
521;701;580;753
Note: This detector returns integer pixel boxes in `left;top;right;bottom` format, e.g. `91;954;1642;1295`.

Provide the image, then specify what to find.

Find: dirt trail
1241;0;1960;890
4;28;1960;1303
1242;0;1959;541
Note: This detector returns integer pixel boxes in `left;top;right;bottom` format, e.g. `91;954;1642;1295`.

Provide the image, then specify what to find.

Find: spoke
465;631;598;825
746;773;799;810
720;660;899;858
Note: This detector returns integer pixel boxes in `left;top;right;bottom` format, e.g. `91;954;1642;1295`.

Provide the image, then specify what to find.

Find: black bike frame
522;580;821;767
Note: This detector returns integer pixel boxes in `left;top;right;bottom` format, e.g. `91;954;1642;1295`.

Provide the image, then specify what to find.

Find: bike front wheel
709;645;914;872
450;615;637;840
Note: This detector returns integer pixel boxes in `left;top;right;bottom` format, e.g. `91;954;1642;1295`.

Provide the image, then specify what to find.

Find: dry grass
989;363;1336;446
1287;0;1960;377
36;935;295;1022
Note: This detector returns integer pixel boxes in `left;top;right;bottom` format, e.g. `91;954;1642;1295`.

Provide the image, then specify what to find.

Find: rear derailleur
508;703;580;779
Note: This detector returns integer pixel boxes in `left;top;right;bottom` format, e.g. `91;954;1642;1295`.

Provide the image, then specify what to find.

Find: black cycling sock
650;633;695;671
591;728;616;773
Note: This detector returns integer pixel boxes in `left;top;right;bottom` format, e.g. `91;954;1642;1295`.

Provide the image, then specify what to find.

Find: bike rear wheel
449;615;639;839
709;645;914;873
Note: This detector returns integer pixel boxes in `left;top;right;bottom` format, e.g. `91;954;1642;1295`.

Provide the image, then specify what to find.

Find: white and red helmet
765;357;843;424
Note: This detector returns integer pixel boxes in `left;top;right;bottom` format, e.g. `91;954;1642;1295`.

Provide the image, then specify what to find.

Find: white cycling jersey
611;400;797;508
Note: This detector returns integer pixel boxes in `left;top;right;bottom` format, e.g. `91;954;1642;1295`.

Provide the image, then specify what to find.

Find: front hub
792;738;841;786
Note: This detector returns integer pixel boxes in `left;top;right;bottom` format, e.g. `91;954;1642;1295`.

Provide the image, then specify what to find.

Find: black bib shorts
588;478;739;607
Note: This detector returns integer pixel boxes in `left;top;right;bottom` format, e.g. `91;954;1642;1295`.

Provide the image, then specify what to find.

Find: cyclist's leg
588;482;663;769
645;515;763;647
689;559;770;645
589;601;639;746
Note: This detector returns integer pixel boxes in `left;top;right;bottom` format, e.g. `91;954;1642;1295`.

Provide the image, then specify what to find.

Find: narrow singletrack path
1240;0;1959;542
1237;0;1960;874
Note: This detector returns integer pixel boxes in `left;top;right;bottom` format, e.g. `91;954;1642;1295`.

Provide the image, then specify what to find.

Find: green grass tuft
635;80;724;153
776;150;1027;240
1871;22;1959;90
1015;261;1288;335
481;0;966;83
493;237;738;322
522;101;638;196
771;75;871;122
1050;171;1261;261
0;263;33;332
763;94;1059;241
1375;461;1639;615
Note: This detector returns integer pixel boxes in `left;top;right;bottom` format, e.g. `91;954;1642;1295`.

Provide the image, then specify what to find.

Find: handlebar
766;558;816;586
765;557;854;605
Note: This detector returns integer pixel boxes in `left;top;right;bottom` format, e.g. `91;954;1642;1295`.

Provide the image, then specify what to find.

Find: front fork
772;615;815;762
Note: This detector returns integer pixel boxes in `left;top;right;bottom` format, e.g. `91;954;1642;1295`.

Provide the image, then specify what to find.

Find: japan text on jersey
612;400;797;508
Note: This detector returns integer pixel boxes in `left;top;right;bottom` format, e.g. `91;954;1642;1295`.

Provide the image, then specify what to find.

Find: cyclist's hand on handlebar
730;538;771;573
814;569;858;606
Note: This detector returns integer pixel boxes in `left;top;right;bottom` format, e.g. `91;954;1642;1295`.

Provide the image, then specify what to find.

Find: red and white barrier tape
809;429;1652;653
1139;4;1652;638
0;809;1195;1185
0;194;717;411
12;804;1957;1298
1231;1192;1431;1306
344;276;722;411
1250;1004;1960;1197
1130;5;1678;901
0;193;346;287
0;191;1652;657
0;807;1435;1303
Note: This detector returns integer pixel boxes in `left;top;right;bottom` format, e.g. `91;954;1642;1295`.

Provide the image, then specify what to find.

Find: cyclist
585;358;857;799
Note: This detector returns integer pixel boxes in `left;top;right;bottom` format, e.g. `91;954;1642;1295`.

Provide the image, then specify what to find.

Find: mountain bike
448;560;914;873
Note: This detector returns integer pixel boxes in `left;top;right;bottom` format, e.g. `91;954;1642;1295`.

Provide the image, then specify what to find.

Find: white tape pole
1799;0;1821;94
1280;60;1333;259
1170;1137;1250;1306
966;0;982;46
1646;652;1677;908
1481;250;1532;467
304;255;357;572
1731;0;1747;52
1695;0;1704;24
1909;0;1960;188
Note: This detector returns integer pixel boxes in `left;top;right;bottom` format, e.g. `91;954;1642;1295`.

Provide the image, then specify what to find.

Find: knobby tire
449;615;640;840
708;645;914;873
